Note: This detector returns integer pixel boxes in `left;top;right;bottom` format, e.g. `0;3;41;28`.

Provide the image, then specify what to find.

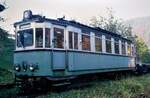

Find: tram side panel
52;51;66;70
68;51;135;72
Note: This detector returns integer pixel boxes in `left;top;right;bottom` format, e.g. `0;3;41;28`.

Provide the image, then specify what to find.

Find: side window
127;43;131;56
74;32;78;49
131;45;134;56
45;28;51;48
69;31;73;49
122;41;126;55
54;28;64;48
17;32;22;47
114;39;119;54
95;36;102;52
68;31;78;50
82;34;90;51
106;36;112;53
35;28;43;48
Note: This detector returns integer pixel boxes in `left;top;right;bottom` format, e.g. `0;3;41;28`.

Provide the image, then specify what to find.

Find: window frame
81;33;91;51
95;36;102;52
35;28;44;48
121;41;126;55
68;31;73;49
53;27;65;49
74;32;79;50
127;43;131;56
105;36;112;53
131;44;135;57
45;28;51;48
16;28;34;48
114;39;119;54
68;31;79;50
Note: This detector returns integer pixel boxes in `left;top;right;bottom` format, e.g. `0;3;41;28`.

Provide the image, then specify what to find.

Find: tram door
52;27;66;70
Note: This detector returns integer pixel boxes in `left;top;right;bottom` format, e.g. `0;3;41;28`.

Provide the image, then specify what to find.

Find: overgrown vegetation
0;68;13;83
0;28;14;70
0;68;150;98
0;68;17;98
136;37;150;63
0;3;14;70
0;20;14;84
0;6;17;98
37;74;150;98
0;87;18;98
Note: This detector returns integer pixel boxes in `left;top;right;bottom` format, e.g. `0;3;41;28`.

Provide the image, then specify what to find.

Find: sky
1;0;150;34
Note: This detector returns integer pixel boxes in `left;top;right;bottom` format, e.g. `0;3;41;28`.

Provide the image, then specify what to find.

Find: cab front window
17;29;33;47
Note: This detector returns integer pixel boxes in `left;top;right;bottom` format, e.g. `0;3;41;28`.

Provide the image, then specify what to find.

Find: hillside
125;16;150;48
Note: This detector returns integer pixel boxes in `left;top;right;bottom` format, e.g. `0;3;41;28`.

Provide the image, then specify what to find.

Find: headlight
15;67;19;70
29;65;34;71
14;64;20;72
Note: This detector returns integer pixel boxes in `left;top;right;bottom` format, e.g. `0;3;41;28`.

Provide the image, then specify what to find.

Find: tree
90;8;133;40
136;37;150;63
0;3;10;55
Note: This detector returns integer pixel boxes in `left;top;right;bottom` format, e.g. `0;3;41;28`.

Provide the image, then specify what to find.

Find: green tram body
13;10;136;81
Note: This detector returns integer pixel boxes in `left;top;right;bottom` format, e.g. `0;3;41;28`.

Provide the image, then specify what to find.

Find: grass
37;73;150;98
0;63;150;98
0;68;18;98
0;87;19;98
0;68;14;83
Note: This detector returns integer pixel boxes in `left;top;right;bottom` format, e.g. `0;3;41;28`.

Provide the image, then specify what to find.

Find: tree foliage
90;8;133;40
0;4;13;55
136;37;150;63
0;28;9;54
0;28;8;40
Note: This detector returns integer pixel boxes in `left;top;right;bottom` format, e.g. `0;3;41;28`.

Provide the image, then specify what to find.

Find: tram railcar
13;10;136;84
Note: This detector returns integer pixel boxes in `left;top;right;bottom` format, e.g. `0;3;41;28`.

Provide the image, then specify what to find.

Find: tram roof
14;14;132;42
